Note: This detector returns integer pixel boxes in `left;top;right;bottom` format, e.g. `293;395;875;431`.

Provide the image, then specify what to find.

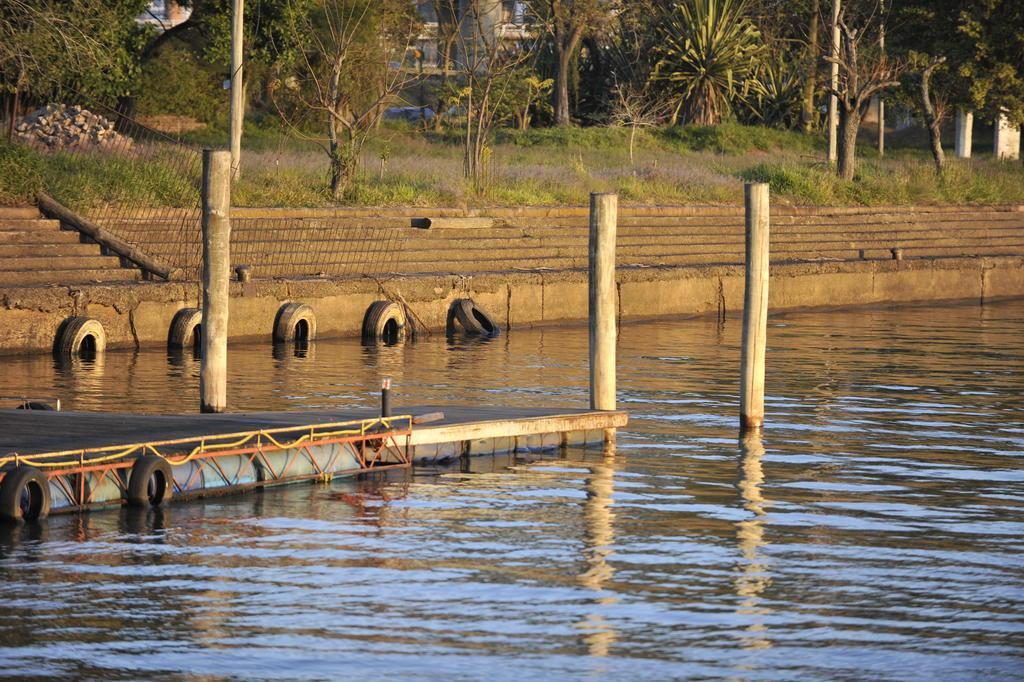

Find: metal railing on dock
0;415;414;513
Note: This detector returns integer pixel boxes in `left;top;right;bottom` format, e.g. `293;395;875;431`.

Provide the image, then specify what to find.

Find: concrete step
0;268;142;285
0;243;103;257
498;211;1023;229
0;255;127;272
0;230;84;245
392;235;1024;260
395;227;1024;251
412;221;1024;239
0;219;64;231
0;207;42;220
390;245;1024;274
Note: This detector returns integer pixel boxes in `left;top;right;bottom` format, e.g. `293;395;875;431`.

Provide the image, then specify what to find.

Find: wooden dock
0;406;627;520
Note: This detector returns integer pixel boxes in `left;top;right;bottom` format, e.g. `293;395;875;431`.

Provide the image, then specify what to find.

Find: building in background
414;1;532;72
138;0;192;31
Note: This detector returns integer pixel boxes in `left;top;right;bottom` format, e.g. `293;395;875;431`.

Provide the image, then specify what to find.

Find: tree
448;3;535;187
916;56;948;172
957;0;1024;126
0;0;150;104
610;81;668;165
652;0;764;126
273;0;420;198
532;0;615;126
888;0;965;174
742;49;804;128
501;68;553;130
825;8;901;180
800;0;820;132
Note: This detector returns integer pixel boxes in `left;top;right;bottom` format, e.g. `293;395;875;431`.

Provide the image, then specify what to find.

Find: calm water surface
0;301;1022;680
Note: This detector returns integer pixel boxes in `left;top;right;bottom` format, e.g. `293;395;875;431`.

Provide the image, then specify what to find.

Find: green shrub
135;42;228;124
659;122;817;154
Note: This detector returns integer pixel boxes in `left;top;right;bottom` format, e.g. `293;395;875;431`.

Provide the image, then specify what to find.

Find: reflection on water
735;432;771;654
1;301;1024;679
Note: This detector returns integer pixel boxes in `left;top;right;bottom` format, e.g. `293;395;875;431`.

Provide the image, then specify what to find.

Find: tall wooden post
827;0;841;163
740;183;769;431
589;193;617;425
201;150;232;413
229;0;244;179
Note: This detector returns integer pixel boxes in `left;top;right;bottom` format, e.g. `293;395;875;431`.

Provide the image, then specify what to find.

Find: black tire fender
362;301;407;342
168;307;202;349
452;299;500;337
0;466;51;523
54;316;106;357
127;455;174;508
16;401;55;411
273;302;317;343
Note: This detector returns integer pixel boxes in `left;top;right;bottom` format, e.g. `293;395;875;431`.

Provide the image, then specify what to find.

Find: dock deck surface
0;406;626;457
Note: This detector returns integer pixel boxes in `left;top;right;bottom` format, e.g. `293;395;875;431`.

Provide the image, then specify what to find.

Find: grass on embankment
2;122;1022;209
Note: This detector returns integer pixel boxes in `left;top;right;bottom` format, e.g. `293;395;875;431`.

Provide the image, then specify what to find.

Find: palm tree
652;0;763;126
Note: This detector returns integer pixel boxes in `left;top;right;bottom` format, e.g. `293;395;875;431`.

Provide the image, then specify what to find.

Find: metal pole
229;0;244;179
740;183;770;431
827;0;840;163
381;377;392;418
200;150;232;414
589;193;617;427
877;23;885;156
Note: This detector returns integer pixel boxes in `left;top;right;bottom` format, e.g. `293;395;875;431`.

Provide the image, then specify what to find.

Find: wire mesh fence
13;93;204;277
11;88;406;282
230;217;407;279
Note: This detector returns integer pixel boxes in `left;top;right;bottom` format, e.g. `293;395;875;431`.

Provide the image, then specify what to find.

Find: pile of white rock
15;104;133;151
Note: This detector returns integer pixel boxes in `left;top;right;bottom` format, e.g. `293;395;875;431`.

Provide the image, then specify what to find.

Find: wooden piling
589;193;617;427
200;150;232;413
740;183;769;431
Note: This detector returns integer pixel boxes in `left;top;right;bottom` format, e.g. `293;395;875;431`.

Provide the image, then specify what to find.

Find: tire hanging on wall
450;299;500;337
168;307;202;350
0;466;51;523
127;455;174;508
273;302;317;343
53;316;107;357
362;301;407;343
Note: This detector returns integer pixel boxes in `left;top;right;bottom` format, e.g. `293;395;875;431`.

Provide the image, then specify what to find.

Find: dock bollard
200;149;232;414
588;193;617;441
381;377;392;418
740;182;770;431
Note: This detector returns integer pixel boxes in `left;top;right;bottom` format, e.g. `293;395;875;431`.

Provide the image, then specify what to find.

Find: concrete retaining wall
2;255;1023;355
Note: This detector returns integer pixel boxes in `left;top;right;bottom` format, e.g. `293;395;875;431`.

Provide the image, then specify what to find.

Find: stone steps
0;243;102;257
0;267;141;285
497;211;1023;229
0;207;144;286
396;226;1024;249
389;237;1024;261
3;202;1020;285
0;219;64;231
0;255;126;271
0;207;43;220
392;247;1023;275
0;230;85;244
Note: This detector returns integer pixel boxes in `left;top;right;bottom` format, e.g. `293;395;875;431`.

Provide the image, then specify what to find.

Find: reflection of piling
200;150;231;413
735;431;772;651
740;183;769;431
589;193;617;431
577;442;618;657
